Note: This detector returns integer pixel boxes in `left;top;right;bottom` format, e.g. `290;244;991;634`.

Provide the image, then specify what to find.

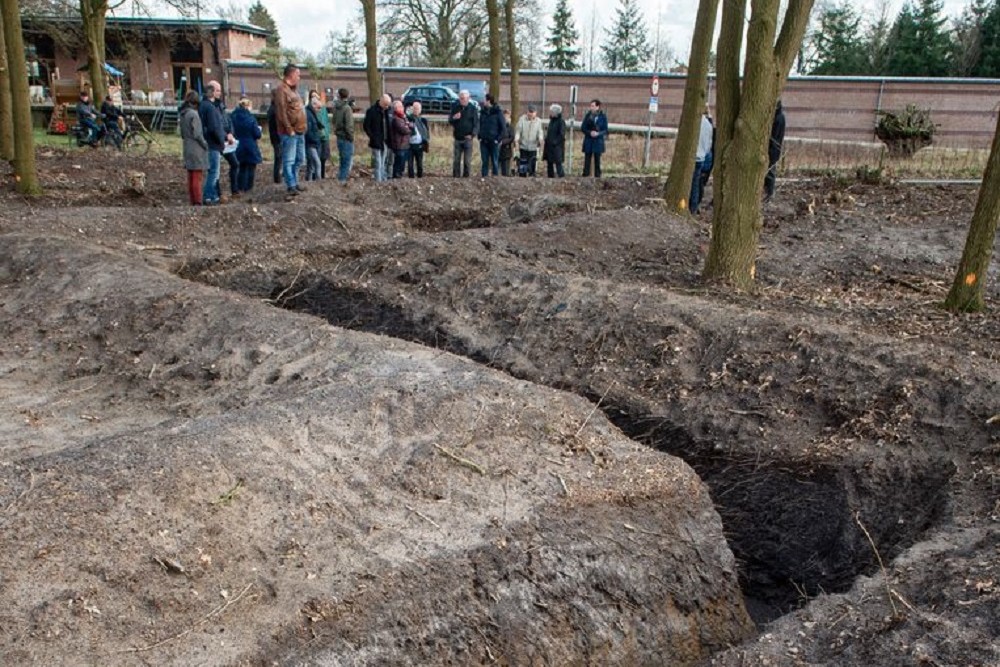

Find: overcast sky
258;0;972;64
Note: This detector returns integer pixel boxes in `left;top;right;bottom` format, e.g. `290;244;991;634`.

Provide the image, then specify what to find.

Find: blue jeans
306;145;321;180
203;149;221;203
480;140;500;176
689;159;705;213
280;133;305;189
371;147;389;182
393;148;410;178
336;139;354;182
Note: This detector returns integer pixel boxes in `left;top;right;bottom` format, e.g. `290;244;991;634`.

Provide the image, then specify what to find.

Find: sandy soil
1;149;998;666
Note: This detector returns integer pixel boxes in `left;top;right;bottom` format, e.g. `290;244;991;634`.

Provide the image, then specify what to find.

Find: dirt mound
2;149;999;665
0;234;752;664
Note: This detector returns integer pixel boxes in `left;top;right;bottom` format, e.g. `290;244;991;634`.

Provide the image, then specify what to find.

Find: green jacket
315;104;331;140
331;99;355;142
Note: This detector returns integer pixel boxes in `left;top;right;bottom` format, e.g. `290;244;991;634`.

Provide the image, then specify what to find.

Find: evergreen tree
951;0;989;75
325;27;362;65
544;0;580;70
808;1;869;74
248;0;280;48
865;1;893;73
601;0;650;71
974;0;1000;76
884;0;953;76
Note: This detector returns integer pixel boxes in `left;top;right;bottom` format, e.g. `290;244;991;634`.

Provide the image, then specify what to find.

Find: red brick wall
229;66;1000;149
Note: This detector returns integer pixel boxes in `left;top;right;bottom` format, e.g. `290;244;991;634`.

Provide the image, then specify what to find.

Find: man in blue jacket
581;99;608;177
198;82;228;205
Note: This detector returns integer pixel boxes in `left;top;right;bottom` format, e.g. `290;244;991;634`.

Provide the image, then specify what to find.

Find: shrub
875;105;936;158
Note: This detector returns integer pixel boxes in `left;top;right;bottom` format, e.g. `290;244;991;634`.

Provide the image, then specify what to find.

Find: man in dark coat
499;109;515;176
543;104;566;178
477;94;505;177
581;99;608;177
267;103;282;184
211;82;239;200
363;94;392;182
198;82;228;205
75;91;103;145
448;90;479;177
764;99;786;202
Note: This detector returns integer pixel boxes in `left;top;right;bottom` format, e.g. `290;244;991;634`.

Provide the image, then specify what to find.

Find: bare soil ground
1;149;998;666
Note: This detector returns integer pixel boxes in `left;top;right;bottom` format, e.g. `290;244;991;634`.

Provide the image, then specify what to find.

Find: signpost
643;75;660;169
568;84;578;174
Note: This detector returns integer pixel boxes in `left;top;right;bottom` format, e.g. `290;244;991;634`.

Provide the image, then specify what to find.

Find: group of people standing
178;80;263;206
178;70;787;211
441;93;608;180
361;93;431;181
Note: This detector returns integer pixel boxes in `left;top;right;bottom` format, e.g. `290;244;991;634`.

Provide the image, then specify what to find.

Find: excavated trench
180;268;953;627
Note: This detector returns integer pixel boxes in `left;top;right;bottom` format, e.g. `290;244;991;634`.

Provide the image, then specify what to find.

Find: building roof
23;15;270;38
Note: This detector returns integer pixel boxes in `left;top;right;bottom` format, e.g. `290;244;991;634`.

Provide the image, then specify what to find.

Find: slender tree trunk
1;0;41;194
487;0;501;100
504;0;520;116
703;0;813;289
361;0;379;101
944;108;1000;312
80;0;109;107
0;10;15;162
663;0;719;213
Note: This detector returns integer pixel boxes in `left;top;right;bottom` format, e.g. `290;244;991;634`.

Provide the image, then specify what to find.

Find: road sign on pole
650;75;660;97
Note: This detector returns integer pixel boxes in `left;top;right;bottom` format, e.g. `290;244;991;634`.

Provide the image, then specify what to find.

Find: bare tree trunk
80;0;109;106
503;0;519;116
0;10;14;162
486;0;501;100
944;109;1000;312
663;0;719;213
703;0;813;289
1;0;41;194
361;0;379;102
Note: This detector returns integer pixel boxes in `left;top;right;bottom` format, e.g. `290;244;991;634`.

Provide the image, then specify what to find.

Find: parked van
427;79;488;105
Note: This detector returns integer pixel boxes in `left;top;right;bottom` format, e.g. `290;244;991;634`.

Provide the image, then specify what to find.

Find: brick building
22;16;269;104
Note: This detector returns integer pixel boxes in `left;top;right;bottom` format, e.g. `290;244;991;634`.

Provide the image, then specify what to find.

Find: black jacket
499;121;515;161
363;103;390;150
214;98;233;135
448;101;479;140
543;114;566;163
267;105;280;146
478;104;505;143
769;103;786;165
199;97;227;151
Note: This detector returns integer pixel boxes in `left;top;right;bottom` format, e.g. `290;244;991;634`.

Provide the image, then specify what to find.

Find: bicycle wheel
123;132;152;157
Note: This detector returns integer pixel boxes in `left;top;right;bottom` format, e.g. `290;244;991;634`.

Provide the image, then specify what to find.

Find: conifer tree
601;0;650;71
248;1;280;48
544;0;580;71
884;0;953;76
865;1;893;73
952;0;989;75
808;1;869;74
974;0;1000;76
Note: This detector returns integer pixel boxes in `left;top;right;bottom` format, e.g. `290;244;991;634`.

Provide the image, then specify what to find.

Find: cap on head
527;104;536;113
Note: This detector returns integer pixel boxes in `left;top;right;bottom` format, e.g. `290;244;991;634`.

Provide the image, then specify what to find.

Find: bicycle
119;114;154;157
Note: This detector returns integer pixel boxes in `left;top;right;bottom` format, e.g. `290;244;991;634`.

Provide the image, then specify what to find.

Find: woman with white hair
543;103;566;178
